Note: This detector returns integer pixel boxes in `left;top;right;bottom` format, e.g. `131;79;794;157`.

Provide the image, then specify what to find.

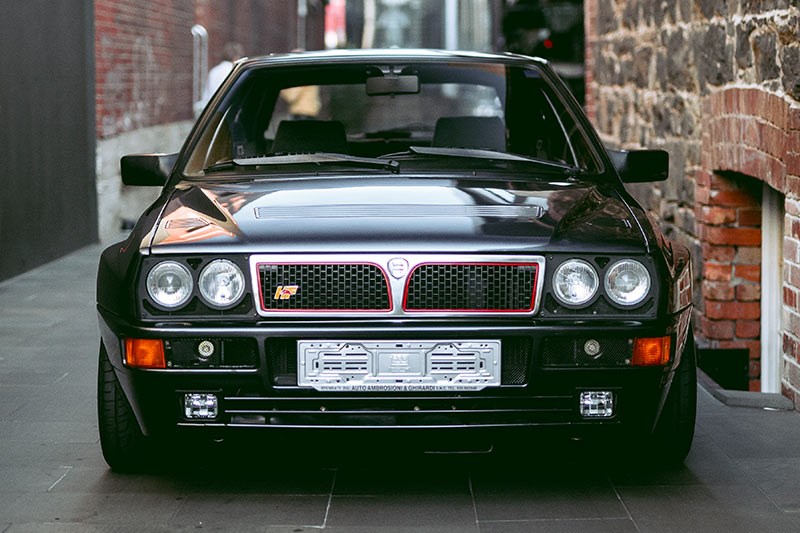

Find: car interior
184;62;599;175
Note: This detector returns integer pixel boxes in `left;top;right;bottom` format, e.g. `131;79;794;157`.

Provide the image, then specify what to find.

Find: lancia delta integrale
97;50;695;471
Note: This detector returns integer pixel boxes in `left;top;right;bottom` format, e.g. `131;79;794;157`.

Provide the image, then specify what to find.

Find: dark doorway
0;1;96;281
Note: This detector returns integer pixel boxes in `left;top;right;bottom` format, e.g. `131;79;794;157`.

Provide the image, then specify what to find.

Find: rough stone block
754;32;780;82
735;22;755;69
694;24;735;90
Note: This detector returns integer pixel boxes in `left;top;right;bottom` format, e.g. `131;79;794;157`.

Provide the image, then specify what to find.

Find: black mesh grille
258;263;390;311
267;338;298;385
540;337;632;367
405;264;537;311
501;337;531;385
166;338;258;368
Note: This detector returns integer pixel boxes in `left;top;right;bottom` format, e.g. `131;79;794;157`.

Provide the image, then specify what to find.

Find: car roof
238;48;551;70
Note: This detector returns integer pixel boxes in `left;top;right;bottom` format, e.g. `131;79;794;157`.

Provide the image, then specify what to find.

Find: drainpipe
362;0;376;49
444;0;458;50
191;24;208;117
761;183;784;393
297;0;308;50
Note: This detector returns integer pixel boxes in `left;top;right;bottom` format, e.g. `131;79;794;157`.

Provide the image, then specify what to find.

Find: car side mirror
120;153;178;186
607;149;668;183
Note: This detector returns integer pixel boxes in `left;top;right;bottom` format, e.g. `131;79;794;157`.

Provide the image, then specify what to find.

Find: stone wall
585;0;800;400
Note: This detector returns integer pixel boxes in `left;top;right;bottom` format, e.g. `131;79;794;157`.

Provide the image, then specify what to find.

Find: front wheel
97;343;150;472
650;327;698;464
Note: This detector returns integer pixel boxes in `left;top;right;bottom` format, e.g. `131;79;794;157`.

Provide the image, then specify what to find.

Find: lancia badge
388;258;409;279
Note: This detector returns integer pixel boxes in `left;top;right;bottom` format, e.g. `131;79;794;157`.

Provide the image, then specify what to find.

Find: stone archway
696;88;792;392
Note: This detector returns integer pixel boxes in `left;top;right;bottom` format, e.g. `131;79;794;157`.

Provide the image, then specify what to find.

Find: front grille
257;263;390;311
405;263;538;311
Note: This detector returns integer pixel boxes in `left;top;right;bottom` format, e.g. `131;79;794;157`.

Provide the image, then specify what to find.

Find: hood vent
254;204;545;219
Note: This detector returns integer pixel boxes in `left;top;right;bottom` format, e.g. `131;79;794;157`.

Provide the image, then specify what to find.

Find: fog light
197;340;215;359
584;339;601;358
579;391;614;418
184;393;218;419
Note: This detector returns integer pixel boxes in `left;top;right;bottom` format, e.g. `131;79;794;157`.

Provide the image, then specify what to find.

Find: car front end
96;50;694;471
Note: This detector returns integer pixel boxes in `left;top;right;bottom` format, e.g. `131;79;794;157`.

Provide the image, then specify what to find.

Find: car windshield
184;58;602;177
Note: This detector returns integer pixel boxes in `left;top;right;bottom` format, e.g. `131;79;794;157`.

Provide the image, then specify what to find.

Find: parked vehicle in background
503;0;585;103
97;49;695;472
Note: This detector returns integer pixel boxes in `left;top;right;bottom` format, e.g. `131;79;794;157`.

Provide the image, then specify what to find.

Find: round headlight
553;259;599;306
198;259;245;309
146;261;193;309
605;259;651;306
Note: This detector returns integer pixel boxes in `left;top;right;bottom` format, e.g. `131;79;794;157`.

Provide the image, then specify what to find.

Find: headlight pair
146;259;245;310
552;259;650;308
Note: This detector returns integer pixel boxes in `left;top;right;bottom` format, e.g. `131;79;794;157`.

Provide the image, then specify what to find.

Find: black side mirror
120;153;178;186
607;149;669;183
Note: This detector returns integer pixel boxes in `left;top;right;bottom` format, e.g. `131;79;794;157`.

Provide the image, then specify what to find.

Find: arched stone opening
697;88;792;392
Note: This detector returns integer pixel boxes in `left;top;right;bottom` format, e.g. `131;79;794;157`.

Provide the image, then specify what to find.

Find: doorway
761;183;785;393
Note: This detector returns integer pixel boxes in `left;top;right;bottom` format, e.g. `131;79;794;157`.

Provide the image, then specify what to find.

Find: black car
97;49;695;471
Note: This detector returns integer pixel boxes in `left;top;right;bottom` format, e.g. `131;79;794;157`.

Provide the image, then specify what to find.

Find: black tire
97;343;150;472
651;327;698;464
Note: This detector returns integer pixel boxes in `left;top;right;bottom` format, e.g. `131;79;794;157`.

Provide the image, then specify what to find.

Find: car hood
145;176;647;254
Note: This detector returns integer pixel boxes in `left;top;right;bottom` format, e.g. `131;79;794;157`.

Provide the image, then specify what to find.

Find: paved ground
2;243;800;532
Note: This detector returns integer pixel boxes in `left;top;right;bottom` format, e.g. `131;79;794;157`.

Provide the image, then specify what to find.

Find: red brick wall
96;0;325;139
697;89;800;393
194;0;322;65
95;0;195;138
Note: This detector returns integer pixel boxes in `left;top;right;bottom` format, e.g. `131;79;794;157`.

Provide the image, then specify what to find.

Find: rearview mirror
366;75;420;96
607;149;669;183
120;153;178;186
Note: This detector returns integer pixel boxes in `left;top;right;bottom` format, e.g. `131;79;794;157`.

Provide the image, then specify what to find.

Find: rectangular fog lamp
579;391;614;418
184;393;218;419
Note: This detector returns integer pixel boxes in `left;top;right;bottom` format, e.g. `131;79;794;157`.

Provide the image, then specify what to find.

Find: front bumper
98;307;690;439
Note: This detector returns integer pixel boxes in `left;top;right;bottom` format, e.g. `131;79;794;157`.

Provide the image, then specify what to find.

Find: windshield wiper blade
407;146;576;173
204;153;400;174
202;160;237;172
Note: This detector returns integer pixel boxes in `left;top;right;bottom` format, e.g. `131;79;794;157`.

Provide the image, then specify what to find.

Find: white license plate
297;340;502;391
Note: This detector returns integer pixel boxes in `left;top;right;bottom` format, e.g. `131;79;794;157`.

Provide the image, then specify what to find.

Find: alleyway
1;243;800;532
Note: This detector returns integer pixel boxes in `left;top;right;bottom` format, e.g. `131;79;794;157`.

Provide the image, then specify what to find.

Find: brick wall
585;0;800;400
96;0;325;139
94;0;325;241
95;0;195;138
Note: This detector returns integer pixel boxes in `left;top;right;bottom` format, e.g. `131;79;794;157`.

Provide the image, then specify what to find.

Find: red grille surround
403;262;539;313
250;256;543;316
256;262;392;313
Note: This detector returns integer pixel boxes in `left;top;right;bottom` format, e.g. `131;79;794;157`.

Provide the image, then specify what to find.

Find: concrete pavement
2;242;800;532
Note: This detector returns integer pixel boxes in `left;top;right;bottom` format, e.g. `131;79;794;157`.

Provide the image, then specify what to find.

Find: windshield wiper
406;146;577;174
203;153;400;174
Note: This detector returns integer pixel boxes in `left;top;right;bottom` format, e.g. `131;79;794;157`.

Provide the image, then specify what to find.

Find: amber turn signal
124;338;166;369
632;336;671;366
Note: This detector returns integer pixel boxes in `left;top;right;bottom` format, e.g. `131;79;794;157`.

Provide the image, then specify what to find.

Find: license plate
297;340;502;391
